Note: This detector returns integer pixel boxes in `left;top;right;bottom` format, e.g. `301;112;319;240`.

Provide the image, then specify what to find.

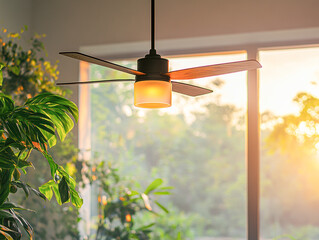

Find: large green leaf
0;92;78;151
144;178;163;195
40;153;83;208
39;180;63;205
25;92;78;146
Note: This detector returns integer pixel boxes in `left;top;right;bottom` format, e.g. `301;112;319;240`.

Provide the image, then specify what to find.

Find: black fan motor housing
136;52;170;82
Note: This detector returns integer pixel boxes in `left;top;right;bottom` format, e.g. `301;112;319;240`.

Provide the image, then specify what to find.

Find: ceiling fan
57;0;261;109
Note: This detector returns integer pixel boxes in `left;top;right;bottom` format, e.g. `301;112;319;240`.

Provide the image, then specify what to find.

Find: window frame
78;27;319;239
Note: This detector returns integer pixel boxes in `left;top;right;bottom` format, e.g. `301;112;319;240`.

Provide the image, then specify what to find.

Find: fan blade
60;52;145;76
172;81;213;97
168;59;261;80
56;79;135;86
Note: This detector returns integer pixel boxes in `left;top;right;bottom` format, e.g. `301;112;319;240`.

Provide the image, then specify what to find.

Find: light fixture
134;80;172;108
58;0;261;109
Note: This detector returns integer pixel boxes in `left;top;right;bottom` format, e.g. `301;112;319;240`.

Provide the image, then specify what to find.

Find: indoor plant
0;27;82;239
0;62;82;239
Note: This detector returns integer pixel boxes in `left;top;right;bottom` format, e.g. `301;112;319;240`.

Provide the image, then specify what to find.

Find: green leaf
0;63;4;87
39;180;63;205
39;181;54;201
0;93;14;114
16;159;32;169
159;186;174;190
128;190;139;196
0;230;14;240
70;188;83;208
11;181;46;200
0;210;14;218
52;183;62;205
7;66;20;76
144;178;163;195
0;225;14;232
136;223;155;231
15;211;34;238
40;153;82;207
154;200;169;214
42;152;58;178
0;151;16;169
0;169;14;205
0;202;34;212
153;191;171;195
13;169;21;181
58;176;70;204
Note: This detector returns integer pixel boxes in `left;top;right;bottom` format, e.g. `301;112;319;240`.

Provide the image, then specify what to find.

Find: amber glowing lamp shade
134;80;172;108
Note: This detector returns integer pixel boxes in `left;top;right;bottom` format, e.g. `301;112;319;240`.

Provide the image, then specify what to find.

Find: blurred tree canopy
261;92;319;239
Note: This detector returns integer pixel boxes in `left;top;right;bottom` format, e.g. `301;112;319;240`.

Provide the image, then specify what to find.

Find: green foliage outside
261;92;319;240
81;161;176;239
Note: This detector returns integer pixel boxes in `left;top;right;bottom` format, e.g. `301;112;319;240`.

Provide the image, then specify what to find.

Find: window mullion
247;48;260;240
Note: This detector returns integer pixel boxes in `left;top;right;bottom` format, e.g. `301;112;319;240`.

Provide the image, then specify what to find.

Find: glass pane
260;47;319;240
88;52;247;239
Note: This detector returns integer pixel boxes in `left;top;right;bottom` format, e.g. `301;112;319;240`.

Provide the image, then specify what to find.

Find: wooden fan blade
56;79;135;86
60;52;145;76
168;59;261;80
172;81;213;97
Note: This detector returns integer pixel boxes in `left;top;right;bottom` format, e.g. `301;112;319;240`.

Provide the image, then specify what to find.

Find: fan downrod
135;0;169;82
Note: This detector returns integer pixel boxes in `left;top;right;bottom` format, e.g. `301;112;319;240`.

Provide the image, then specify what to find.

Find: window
260;46;319;239
88;52;248;239
79;30;319;239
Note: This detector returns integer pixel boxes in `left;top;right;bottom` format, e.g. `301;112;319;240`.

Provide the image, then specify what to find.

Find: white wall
0;0;33;39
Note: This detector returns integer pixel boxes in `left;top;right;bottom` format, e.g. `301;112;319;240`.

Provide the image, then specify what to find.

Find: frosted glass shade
134;80;172;108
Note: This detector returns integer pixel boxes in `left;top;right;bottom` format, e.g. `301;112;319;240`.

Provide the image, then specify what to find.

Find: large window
79;36;319;239
260;46;319;239
88;52;248;239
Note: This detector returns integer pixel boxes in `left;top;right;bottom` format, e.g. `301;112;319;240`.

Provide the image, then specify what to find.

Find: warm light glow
134;80;172;108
